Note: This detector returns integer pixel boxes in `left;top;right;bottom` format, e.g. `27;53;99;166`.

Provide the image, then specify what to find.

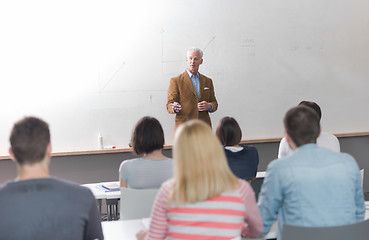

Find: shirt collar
296;143;318;151
186;70;199;79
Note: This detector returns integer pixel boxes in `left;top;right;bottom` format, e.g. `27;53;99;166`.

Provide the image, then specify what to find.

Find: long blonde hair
171;120;239;205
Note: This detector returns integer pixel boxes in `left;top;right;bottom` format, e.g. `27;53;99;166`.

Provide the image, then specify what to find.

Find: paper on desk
102;182;120;190
95;184;120;192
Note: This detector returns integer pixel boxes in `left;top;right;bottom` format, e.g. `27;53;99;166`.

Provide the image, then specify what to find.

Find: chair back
120;187;159;220
282;219;369;240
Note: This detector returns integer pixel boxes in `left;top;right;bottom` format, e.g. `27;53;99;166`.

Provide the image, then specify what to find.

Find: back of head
299;101;322;120
172;120;238;204
130;116;164;155
187;47;203;59
9;117;50;165
216;116;242;146
284;106;321;147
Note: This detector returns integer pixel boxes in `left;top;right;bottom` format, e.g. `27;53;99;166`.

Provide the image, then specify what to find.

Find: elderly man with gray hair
166;47;218;128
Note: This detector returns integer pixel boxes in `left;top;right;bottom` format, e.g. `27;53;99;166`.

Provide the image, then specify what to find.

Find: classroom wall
1;135;368;193
1;0;369;156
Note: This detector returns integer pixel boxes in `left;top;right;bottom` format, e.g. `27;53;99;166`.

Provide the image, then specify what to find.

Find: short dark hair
284;106;320;147
299;101;322;120
130;116;165;155
9;117;50;165
216;117;242;146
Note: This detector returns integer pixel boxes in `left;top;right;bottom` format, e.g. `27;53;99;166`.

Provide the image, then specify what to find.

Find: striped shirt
146;179;263;240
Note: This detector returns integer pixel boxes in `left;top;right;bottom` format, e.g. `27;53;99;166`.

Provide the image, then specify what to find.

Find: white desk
82;183;112;199
84;172;266;201
82;181;120;220
84;173;267;221
102;219;145;240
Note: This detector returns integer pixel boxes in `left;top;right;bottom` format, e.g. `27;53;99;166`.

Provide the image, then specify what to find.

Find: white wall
1;0;369;155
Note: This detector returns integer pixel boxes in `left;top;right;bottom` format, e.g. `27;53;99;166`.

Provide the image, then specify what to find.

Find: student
216;116;259;179
0;117;103;240
136;120;263;240
119;116;173;189
278;100;340;158
258;106;365;240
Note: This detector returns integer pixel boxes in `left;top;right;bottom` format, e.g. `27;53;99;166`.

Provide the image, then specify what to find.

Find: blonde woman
137;120;263;240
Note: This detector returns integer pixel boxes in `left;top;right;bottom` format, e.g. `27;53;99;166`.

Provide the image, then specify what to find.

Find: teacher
166;47;218;128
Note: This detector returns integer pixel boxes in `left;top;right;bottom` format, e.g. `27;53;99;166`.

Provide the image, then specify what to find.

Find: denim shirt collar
186;70;199;79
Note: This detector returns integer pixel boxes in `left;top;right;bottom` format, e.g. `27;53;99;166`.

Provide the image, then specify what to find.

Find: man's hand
171;102;182;113
198;101;211;111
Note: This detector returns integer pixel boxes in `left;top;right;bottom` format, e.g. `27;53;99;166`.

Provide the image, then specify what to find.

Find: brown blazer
166;71;218;128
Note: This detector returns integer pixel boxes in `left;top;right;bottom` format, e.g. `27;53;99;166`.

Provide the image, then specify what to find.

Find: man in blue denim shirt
258;106;365;240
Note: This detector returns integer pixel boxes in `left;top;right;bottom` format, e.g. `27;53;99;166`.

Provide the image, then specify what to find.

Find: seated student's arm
257;162;283;236
241;181;263;238
278;137;290;158
120;178;127;188
166;78;180;114
119;161;129;188
145;183;170;239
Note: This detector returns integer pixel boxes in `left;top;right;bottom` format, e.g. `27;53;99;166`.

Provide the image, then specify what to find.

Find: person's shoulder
120;157;142;168
123;157;142;164
49;179;98;208
242;144;258;153
236;178;249;188
279;136;288;144
331;151;360;174
171;71;187;81
315;146;357;166
199;72;212;81
162;178;174;188
261;157;292;185
158;179;175;198
0;180;14;193
50;178;94;196
333;151;357;165
162;158;174;164
49;177;81;187
278;136;292;158
223;147;233;155
234;179;254;196
267;155;292;173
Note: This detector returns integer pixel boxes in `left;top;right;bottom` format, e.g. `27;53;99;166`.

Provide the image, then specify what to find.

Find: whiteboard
1;0;369;156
